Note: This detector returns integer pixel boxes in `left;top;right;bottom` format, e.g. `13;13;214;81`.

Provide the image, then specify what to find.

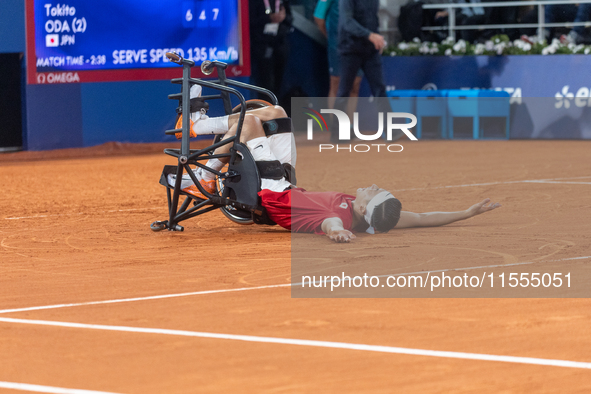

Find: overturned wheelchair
151;52;295;232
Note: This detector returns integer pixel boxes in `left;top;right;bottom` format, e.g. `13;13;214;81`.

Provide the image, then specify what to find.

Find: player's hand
368;33;386;52
270;7;286;24
314;17;327;37
467;198;502;217
328;229;356;243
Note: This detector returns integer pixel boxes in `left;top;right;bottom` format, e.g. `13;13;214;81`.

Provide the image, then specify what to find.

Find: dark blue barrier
359;55;591;139
386;90;511;139
23;77;253;150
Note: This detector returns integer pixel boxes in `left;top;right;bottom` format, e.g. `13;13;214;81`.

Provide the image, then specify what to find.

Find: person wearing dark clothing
431;0;487;43
565;4;591;43
333;0;389;142
545;1;578;39
249;0;293;104
336;0;387;100
480;0;520;41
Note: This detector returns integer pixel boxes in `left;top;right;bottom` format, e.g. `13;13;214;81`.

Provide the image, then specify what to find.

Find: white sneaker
190;84;202;99
175;84;228;137
167;168;200;189
167;168;216;199
175;84;204;139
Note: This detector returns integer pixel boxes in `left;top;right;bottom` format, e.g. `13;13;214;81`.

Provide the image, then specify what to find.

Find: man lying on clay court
170;86;501;243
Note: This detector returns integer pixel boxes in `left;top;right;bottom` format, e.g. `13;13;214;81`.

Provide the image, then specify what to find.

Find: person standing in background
336;0;386;98
314;0;363;113
564;3;591;44
249;0;293;105
334;0;388;142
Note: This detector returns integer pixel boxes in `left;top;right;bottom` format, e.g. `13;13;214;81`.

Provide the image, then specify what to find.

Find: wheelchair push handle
166;51;195;67
201;60;228;75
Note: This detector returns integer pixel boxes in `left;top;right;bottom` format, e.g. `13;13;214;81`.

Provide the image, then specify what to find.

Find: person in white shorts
168;85;295;198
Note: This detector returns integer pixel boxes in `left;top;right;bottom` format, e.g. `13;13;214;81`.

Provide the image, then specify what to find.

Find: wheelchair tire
216;163;254;225
220;205;254;225
214;99;273;225
150;221;168;232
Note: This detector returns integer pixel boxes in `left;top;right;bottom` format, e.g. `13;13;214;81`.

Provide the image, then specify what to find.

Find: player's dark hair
371;198;402;233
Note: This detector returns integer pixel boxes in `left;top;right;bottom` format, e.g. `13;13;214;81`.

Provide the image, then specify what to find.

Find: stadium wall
0;0;26;53
365;56;591;139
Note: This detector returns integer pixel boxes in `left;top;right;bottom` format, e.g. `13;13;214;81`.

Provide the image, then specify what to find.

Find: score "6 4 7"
183;1;222;28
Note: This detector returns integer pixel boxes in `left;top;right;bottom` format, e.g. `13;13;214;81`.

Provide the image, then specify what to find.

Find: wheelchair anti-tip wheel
150;221;168;232
150;220;185;232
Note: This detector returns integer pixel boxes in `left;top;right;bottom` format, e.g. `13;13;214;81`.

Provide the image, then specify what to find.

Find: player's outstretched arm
394;198;501;229
321;217;357;243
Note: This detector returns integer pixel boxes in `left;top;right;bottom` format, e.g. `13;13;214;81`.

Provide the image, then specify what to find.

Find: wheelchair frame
151;52;279;232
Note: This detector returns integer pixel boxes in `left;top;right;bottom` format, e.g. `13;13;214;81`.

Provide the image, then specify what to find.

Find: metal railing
422;0;591;42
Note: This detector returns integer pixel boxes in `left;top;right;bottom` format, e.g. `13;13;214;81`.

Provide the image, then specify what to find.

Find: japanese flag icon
46;34;59;47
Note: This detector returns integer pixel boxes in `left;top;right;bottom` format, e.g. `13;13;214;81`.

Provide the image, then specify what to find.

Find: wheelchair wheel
216;162;254;225
150;221;168;232
213;99;273;225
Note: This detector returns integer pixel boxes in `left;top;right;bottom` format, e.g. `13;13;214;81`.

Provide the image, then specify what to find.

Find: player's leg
191;105;288;136
199;105;295;166
201;111;293;191
178;86;293;163
209;113;267;159
242;105;287;122
169;114;264;198
176;83;288;137
199;114;265;185
170;114;291;197
267;132;296;167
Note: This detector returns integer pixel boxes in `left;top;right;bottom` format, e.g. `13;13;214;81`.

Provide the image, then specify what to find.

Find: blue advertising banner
373;55;591;139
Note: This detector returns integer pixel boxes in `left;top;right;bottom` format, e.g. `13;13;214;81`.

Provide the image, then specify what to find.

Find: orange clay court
1;139;591;393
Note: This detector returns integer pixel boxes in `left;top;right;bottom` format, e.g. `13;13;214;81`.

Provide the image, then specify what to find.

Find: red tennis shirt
258;187;356;233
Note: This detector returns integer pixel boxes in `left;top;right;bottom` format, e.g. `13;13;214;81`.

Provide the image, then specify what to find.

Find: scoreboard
25;0;250;84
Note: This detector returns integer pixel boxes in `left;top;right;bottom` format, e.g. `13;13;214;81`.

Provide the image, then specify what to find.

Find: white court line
1;255;589;316
1;317;591;370
0;381;124;394
0;284;292;315
523;180;591;185
393;175;591;192
4;176;591;220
